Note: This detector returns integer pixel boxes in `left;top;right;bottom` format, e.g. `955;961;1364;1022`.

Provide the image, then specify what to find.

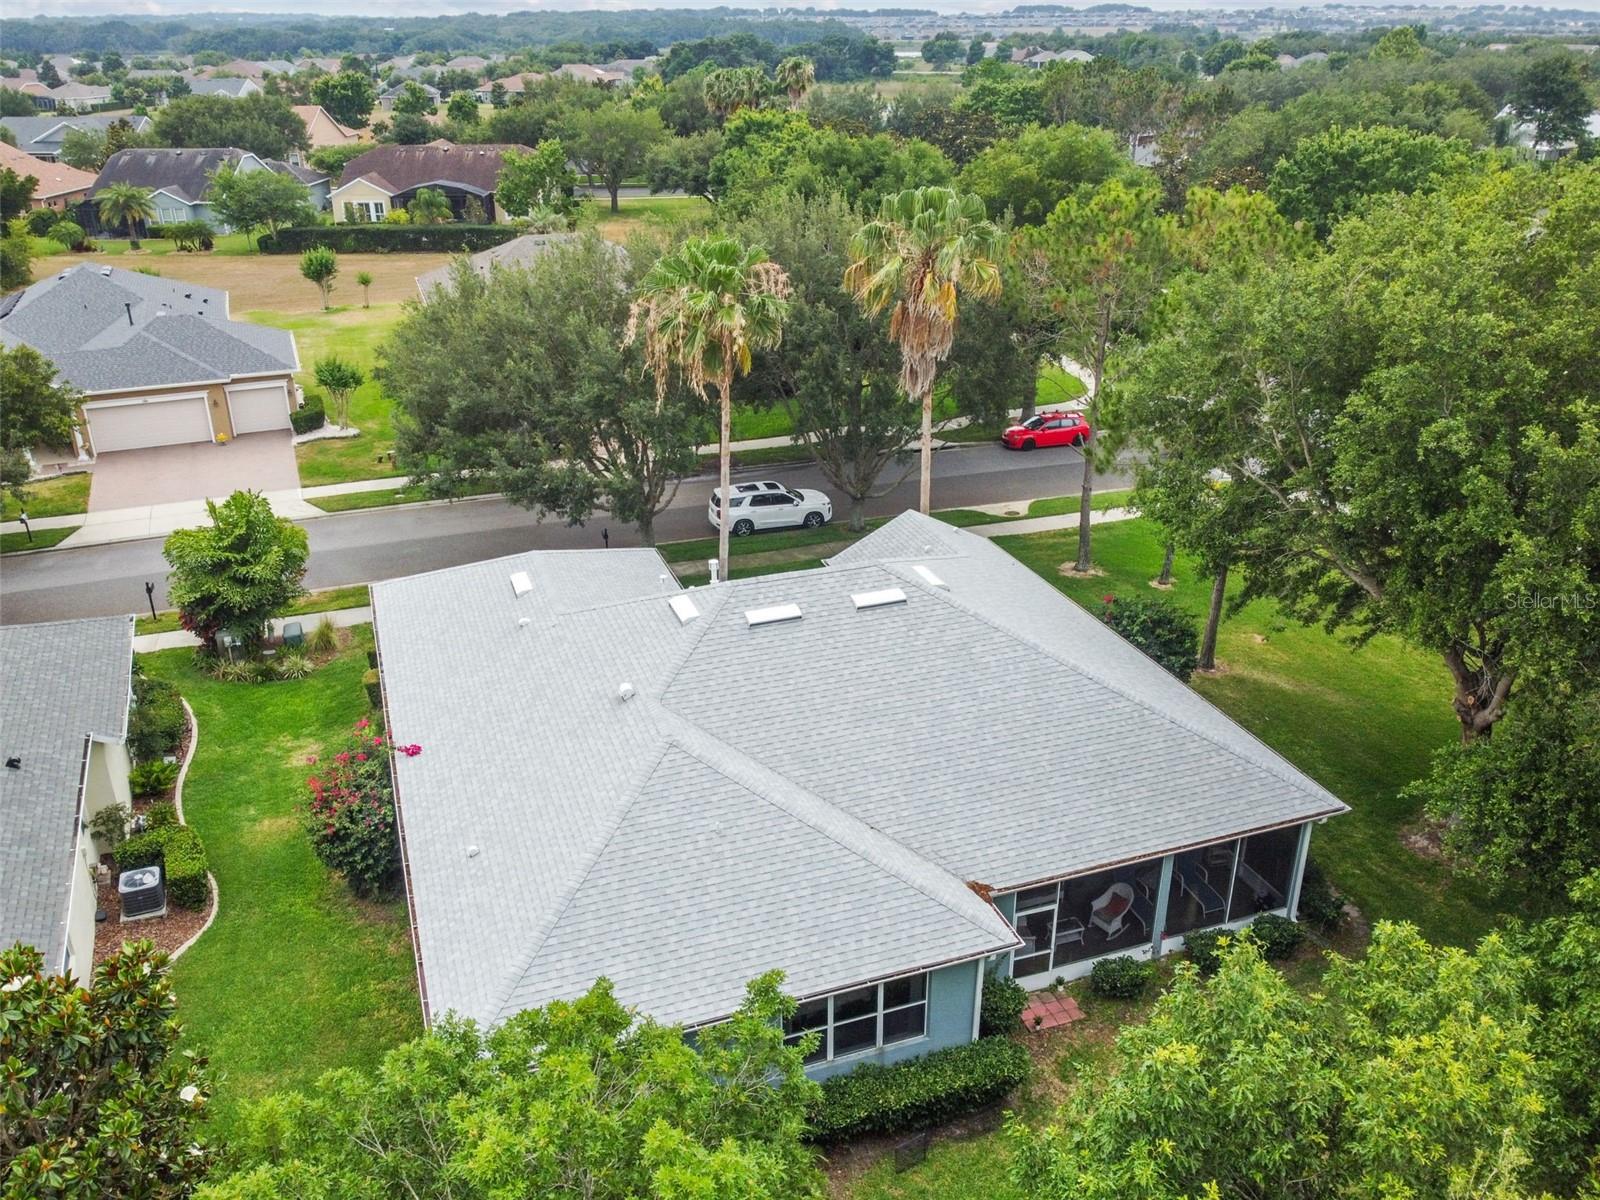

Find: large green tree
495;139;578;219
845;186;1002;515
0;941;212;1198
0;166;35;222
390;236;707;547
209;165;315;246
195;974;822;1200
628;235;790;577
153;94;310;160
561;101;667;212
0;343;79;502
310;70;376;128
1126;165;1600;741
1009;924;1548;1199
1509;53;1594;152
162;489;309;653
732;192;916;531
957;121;1131;224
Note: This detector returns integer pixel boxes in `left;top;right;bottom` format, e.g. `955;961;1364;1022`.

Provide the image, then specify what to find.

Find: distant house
288;104;368;165
553;63;626;86
415;232;594;297
0;140;96;211
331;140;528;223
476;72;546;103
270;159;332;210
0;264;301;456
294;57;342;75
0;617;135;985
378;81;441;112
90;147;314;229
188;76;262;99
1499;103;1600;160
371;512;1346;1068
445;55;490;73
1023;49;1093;68
599;57;657;77
209;59;271;80
38;82;113;113
0;114;154;162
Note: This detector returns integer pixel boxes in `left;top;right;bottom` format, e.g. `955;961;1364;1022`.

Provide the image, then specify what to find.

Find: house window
359;201;386;221
157;207;186;224
782;972;929;1064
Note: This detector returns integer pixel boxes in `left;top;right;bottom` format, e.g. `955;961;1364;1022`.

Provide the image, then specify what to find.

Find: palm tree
408;187;452;224
626;236;790;583
844;187;1002;515
703;66;768;119
775;57;815;108
95;182;155;250
356;270;373;307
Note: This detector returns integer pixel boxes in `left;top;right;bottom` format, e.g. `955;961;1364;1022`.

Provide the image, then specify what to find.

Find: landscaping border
166;698;218;963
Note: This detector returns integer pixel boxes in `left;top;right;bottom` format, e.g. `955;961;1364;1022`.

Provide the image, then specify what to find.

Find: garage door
86;394;212;453
226;381;292;436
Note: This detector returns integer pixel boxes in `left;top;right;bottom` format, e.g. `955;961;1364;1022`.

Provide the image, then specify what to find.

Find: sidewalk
133;606;373;653
966;506;1136;539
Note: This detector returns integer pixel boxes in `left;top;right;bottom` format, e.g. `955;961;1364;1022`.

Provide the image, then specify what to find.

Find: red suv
1001;411;1092;451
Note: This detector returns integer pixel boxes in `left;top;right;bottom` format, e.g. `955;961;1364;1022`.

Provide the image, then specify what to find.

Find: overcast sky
9;0;1600;20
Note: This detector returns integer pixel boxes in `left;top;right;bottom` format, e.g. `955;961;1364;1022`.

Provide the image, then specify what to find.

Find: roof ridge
875;545;1344;812
655;709;1015;949
488;738;676;1021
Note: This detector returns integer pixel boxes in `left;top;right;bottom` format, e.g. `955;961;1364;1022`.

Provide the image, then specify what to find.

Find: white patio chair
1090;882;1135;937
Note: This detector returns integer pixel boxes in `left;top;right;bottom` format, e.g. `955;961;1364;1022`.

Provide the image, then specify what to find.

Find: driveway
88;432;300;511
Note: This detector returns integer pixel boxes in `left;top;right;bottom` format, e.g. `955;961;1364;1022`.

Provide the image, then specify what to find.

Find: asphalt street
0;443;1132;625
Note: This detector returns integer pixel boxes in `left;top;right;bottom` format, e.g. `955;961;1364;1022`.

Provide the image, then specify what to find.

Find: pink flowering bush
303;718;413;897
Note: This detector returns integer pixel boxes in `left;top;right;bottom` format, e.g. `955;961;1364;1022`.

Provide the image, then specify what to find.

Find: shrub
204;656;265;683
1101;594;1199;681
304;718;402;896
144;801;178;829
306;617;338;655
272;650;314;680
127;675;185;762
129;759;179;798
1184;927;1228;975
1297;858;1347;933
808;1036;1030;1142
363;667;382;709
48;219;86;250
115;824;208;909
290;395;325;434
26;207;58;236
978;969;1028;1036
88;804;128;849
259;223;517;255
1090;955;1154;999
1251;913;1306;961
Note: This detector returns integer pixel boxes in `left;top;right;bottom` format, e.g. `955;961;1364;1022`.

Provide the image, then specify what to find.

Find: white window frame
783;971;929;1065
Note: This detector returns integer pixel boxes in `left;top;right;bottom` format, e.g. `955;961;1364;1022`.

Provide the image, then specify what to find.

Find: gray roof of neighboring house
92;146;256;204
0;264;298;393
415;233;590;296
373;512;1347;1029
0;617;133;970
0;113;152;156
189;77;256;97
380;81;440;100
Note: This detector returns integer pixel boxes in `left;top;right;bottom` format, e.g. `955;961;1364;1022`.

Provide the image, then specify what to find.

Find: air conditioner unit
118;865;166;922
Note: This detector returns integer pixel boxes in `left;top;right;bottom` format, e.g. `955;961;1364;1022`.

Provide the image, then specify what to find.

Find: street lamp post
144;581;158;622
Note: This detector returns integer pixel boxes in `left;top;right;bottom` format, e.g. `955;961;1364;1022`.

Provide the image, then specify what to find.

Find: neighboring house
0;140;96;211
288;105;368;166
189;76;262;99
1499;104;1600;160
445;55;489;73
0;113;154;162
476;72;546;102
553;63;626;86
414;232;592;297
89;146;310;230
331;140;527;223
371;511;1346;1076
295;57;342;75
378;81;441;112
0;264;300;457
37;82;114;113
0;616;135;984
599;57;657;77
267;158;331;209
1024;49;1094;68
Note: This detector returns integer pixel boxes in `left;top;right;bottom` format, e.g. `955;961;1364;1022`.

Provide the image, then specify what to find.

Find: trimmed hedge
116;824;209;910
978;970;1027;1036
144;801;178;830
808;1036;1031;1143
362;668;382;709
1252;913;1307;961
1184;927;1228;976
128;675;185;763
290;396;325;434
1090;954;1154;999
259;224;518;255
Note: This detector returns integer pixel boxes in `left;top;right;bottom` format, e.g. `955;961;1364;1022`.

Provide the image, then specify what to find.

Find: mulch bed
92;871;209;964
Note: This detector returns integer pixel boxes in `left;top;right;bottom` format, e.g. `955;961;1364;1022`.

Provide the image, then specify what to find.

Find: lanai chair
1090;882;1136;938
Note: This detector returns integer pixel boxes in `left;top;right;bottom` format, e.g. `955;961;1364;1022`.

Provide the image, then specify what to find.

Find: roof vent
618;682;636;701
911;565;948;589
509;570;532;597
667;595;699;624
516;616;530;628
98;266;112;277
4;756;19;770
745;603;802;627
852;587;907;610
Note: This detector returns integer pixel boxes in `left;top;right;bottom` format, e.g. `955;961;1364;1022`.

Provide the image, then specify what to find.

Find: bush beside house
809;1036;1031;1142
260;223;516;254
116;824;209;910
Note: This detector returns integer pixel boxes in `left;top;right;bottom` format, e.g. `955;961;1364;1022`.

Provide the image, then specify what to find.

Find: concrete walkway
133;605;373;653
967;506;1137;538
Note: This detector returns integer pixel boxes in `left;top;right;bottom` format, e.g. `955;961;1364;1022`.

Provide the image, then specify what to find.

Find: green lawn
306;481;499;513
995;519;1507;947
141;637;419;1133
245;305;408;487
30;233;257;258
3;473;91;520
936;490;1134;526
135;585;372;635
0;526;76;554
590;195;712;242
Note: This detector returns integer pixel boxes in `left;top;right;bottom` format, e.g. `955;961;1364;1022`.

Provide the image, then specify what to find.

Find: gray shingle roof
0;617;133;968
0;114;153;158
373;514;1346;1029
188;77;256;98
415;233;610;297
0;264;297;393
93;146;254;205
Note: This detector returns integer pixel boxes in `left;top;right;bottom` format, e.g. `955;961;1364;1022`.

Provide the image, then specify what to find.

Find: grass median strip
1;526;77;554
307;482;499;513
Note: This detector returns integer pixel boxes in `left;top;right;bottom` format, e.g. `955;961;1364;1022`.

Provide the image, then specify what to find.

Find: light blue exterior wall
804;958;980;1082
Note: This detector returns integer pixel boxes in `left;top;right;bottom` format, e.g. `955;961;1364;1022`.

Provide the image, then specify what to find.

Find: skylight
911;565;948;589
667;595;700;624
852;588;907;610
510;571;532;597
745;603;802;627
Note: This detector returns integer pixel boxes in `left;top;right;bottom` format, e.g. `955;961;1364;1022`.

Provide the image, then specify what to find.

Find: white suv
708;480;833;535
